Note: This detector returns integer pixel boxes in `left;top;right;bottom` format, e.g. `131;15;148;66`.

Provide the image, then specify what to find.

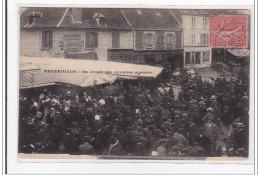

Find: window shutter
143;33;146;48
164;33;167;48
94;32;98;48
112;31;120;48
49;31;53;49
85;31;92;48
173;33;176;47
153;33;156;48
200;34;202;45
42;31;46;48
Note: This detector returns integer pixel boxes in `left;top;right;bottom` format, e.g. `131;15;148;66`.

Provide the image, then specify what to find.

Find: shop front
108;49;184;69
183;47;212;69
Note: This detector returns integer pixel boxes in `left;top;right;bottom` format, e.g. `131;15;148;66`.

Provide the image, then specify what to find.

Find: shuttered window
42;31;53;49
85;31;98;48
203;18;208;29
143;31;155;49
112;31;120;48
192;34;196;45
200;34;209;45
164;32;176;48
192;17;196;29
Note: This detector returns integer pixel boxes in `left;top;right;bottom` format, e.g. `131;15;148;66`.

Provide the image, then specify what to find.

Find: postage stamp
209;16;248;47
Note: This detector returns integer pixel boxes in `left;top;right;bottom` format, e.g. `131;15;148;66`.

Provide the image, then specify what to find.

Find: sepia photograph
18;7;251;160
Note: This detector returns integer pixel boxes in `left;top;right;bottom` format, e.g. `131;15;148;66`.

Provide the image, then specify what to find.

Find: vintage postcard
18;7;251;160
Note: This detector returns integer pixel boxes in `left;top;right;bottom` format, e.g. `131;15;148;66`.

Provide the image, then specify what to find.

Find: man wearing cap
211;99;221;120
65;91;73;101
203;108;216;124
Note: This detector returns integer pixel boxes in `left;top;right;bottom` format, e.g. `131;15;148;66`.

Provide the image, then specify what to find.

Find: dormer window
71;8;83;23
137;9;143;16
155;12;161;17
28;16;34;25
27;11;43;25
93;13;105;26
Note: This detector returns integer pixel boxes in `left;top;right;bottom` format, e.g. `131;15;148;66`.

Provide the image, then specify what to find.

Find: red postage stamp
209;16;248;47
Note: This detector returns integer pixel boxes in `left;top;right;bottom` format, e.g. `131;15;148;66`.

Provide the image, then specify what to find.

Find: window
155;12;161;17
143;32;155;49
185;52;191;64
28;16;34;25
86;31;98;48
202;51;210;62
203;17;208;29
137;9;143;16
192;34;196;45
191;52;196;64
192;17;196;29
112;31;120;48
200;34;209;45
42;31;53;49
195;52;201;64
27;12;43;25
164;32;176;48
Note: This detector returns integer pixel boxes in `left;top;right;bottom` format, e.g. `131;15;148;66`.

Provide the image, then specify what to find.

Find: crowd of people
19;68;249;157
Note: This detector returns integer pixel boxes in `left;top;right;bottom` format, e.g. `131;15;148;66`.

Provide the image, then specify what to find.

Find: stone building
20;8;183;68
170;9;213;69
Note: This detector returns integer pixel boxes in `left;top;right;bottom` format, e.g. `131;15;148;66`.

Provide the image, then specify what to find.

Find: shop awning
226;49;250;57
19;56;163;88
19;69;55;89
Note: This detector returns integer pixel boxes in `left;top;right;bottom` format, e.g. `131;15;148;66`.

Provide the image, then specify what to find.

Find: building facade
20;8;184;68
171;10;212;69
20;8;132;61
109;9;184;68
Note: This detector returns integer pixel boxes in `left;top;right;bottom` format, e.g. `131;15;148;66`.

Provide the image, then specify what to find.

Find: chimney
72;8;82;23
93;13;105;26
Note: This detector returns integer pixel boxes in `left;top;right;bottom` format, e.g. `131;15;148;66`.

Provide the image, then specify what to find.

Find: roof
170;9;250;24
170;9;214;24
207;9;250;16
20;7;68;28
120;9;183;31
20;8;131;30
59;8;130;30
20;56;163;88
20;69;55;89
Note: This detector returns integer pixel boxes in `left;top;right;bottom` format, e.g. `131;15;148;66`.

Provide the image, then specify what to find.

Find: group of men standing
19;68;249;157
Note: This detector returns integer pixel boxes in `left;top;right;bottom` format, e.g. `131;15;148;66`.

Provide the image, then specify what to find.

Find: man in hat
219;106;233;138
203;108;215;124
198;100;207;126
63;106;72;127
65;91;73;101
203;117;219;155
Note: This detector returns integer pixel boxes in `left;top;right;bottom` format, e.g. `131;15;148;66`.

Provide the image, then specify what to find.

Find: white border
6;0;256;174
